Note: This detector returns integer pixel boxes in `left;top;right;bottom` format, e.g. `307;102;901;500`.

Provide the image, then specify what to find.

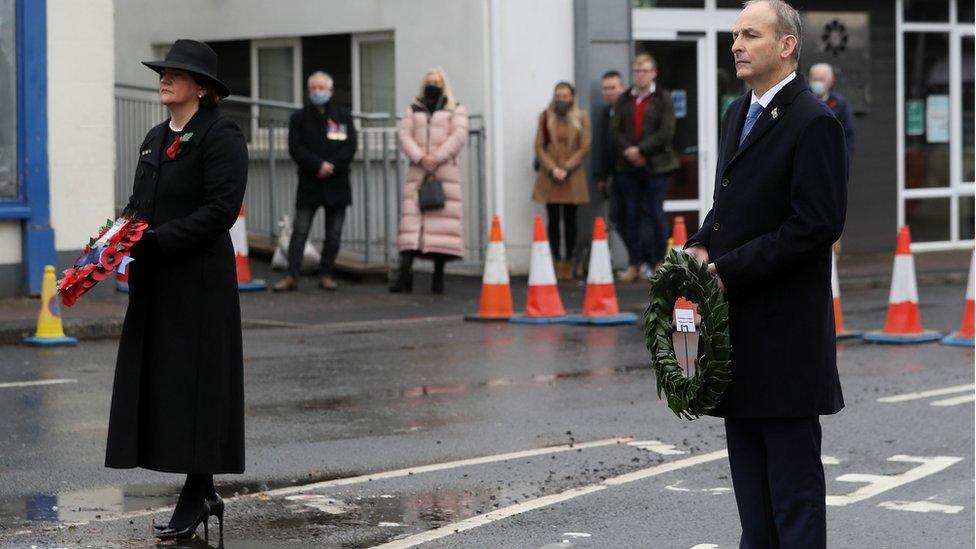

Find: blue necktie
739;102;764;147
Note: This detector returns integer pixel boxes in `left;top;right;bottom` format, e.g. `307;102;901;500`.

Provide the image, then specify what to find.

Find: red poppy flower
166;135;182;159
99;247;123;270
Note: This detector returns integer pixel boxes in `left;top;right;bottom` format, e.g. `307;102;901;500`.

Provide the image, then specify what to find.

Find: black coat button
722;178;730;187
713;223;721;231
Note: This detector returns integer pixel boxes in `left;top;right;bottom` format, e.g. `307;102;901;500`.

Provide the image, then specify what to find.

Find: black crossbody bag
418;174;446;211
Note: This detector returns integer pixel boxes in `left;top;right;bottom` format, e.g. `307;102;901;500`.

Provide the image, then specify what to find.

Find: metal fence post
267;124;277;240
362;129;371;266
382;129;390;266
393;131;402;268
477;127;487;261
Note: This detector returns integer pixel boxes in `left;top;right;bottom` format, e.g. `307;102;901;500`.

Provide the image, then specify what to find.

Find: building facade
0;0;114;296
0;0;971;296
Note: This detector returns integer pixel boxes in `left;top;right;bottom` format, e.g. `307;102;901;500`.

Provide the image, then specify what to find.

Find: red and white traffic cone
942;250;974;346
465;215;514;321
231;206;267;291
669;215;688;253
832;248;860;339
511;215;566;324
568;217;637;325
863;226;941;344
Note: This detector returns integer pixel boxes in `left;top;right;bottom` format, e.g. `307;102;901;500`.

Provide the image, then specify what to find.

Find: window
251;39;300;128
0;0;16;198
354;34;395;124
898;0;974;249
633;0;704;7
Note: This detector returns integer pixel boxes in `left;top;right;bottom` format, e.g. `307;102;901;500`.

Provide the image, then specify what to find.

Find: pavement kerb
0;268;966;344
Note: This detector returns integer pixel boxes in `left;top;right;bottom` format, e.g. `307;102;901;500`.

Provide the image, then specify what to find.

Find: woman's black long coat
105;106;248;474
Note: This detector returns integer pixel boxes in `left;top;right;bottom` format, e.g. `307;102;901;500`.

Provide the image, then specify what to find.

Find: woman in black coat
104;40;248;541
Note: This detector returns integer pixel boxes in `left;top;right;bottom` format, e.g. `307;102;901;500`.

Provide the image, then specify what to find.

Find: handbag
418;175;446;211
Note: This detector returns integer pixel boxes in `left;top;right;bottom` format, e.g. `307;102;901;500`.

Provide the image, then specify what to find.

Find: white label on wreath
95;218;128;247
675;308;696;333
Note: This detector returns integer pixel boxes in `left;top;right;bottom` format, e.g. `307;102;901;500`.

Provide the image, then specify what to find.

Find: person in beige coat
390;68;469;294
532;81;591;280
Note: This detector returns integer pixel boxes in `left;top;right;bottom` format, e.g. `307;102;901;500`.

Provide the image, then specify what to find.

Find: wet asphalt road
0;281;972;548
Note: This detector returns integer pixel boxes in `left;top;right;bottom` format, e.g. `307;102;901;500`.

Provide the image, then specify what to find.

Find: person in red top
610;54;679;283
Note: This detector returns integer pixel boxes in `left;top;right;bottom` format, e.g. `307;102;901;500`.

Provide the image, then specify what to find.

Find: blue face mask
309;90;332;106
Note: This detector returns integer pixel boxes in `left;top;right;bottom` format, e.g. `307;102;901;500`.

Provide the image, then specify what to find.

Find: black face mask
553;100;572;115
424;85;443;102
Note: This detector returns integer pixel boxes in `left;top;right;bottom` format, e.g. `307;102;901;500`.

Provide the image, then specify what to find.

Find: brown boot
617;265;639;284
272;275;298;292
556;260;572;281
319;276;338;291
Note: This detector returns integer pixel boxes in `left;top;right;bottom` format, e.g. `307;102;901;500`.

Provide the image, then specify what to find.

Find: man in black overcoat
273;70;357;292
683;1;848;547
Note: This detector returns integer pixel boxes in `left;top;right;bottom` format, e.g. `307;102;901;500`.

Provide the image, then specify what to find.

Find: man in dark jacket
593;70;626;233
809;62;855;161
273;71;357;292
684;1;847;547
611;53;679;283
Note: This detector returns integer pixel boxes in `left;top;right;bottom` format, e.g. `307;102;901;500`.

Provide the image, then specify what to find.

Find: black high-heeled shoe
155;500;212;541
207;492;225;539
154;492;224;532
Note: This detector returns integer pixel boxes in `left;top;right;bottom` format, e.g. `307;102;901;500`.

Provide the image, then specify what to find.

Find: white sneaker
640;263;654;280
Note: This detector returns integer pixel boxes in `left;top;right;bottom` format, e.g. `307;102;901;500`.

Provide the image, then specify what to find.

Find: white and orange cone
667;216;698;313
567;217;637;325
863;226;941;344
230;206;267;291
465;215;514;322
831;248;860;339
942;250;975;346
511;215;566;324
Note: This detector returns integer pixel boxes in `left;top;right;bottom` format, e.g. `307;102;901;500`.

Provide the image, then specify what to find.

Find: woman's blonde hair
548;81;582;132
415;67;458;110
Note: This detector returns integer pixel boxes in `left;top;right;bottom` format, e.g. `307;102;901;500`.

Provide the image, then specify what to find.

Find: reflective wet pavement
0;283;972;548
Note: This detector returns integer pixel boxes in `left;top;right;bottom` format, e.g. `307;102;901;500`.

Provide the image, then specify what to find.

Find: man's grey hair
744;0;802;67
307;71;334;89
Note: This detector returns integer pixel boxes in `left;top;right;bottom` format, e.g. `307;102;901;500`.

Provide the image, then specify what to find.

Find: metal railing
114;84;487;272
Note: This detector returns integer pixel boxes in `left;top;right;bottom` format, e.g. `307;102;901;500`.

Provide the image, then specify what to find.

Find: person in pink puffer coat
390;68;469;294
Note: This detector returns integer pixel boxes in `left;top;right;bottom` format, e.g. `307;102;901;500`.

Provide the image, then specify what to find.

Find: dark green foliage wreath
643;249;732;419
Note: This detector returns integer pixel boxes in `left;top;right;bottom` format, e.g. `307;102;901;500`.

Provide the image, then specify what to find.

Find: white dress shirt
751;71;796;108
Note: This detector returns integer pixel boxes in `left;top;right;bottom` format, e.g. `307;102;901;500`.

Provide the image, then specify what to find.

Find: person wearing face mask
532;81;592;281
809;63;854;162
273;71;357;292
390;68;469;294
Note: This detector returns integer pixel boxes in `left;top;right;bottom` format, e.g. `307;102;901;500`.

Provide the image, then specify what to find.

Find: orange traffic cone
465;215;514;321
230;206;267;291
942;250;974;346
667;216;698;313
832;249;860;339
863;226;941;343
511;215;566;324
568;217;637;325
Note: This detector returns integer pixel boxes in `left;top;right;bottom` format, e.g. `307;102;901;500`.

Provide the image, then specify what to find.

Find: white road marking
877;383;975;403
264;437;634;498
689;545;719;549
821;455;840;465
628;440;687;455
563;533;591;538
379;522;403;527
57;437;634;526
826;455;963;506
664;480;731;494
0;378;77;389
878;500;964;514
930;393;976;407
372;450;728;548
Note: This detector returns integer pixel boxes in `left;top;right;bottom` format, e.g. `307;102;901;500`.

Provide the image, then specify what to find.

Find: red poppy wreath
57;216;149;306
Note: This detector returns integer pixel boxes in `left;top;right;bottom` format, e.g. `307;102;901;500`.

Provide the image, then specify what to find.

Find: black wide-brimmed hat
143;39;230;98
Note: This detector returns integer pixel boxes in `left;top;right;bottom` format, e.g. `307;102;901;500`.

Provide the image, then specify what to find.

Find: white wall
112;0;487;121
495;0;575;271
48;0;116;252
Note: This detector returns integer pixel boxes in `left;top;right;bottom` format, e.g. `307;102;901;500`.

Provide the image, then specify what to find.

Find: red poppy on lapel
165;135;182;159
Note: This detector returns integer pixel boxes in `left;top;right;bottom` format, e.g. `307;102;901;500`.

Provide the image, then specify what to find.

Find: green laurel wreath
643;249;732;419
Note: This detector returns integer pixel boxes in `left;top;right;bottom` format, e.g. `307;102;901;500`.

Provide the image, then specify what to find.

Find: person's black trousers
724;416;826;549
287;204;346;278
545;203;578;261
